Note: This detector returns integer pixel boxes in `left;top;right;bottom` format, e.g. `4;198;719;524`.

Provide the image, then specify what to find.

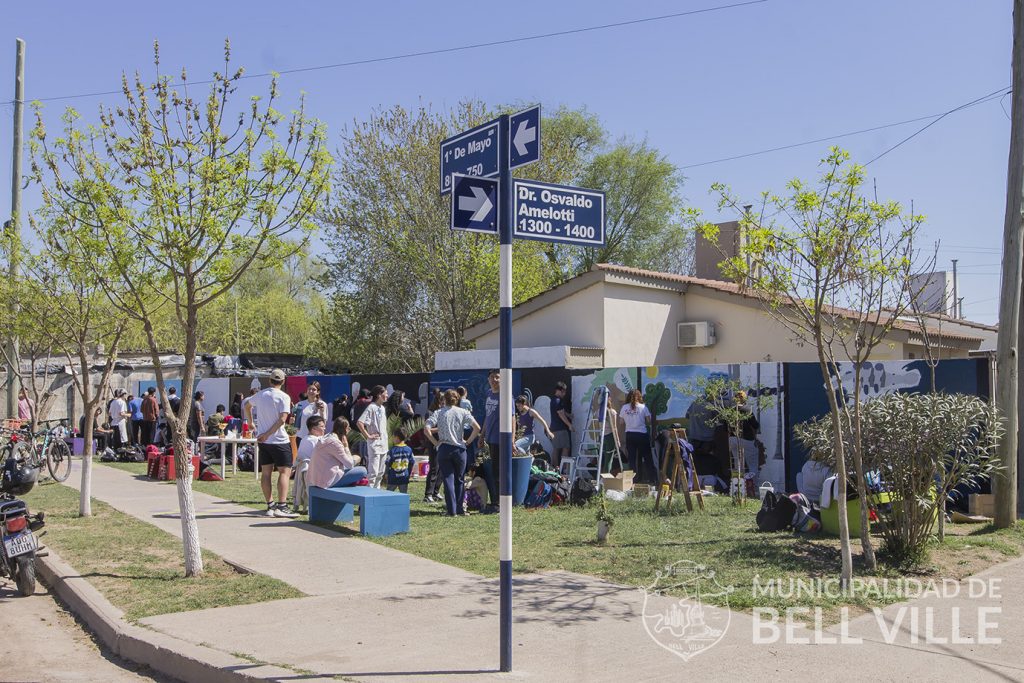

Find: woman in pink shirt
309;417;368;489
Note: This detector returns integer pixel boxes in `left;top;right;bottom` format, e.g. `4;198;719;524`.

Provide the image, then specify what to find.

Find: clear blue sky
2;0;1012;322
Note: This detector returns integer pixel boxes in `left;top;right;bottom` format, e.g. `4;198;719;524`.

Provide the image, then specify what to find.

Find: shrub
795;392;1002;568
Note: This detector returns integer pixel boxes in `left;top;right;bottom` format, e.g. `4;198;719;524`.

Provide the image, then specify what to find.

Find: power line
864;86;1009;166
683;86;1009;169
9;1;768;105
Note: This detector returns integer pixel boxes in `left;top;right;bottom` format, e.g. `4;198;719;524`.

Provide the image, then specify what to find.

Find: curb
37;549;304;683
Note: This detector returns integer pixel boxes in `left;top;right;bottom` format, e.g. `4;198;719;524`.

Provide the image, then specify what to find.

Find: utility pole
6;38;24;420
951;259;959;318
997;1;1024;528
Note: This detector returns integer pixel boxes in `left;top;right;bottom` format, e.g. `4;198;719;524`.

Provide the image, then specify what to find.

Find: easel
654;428;705;512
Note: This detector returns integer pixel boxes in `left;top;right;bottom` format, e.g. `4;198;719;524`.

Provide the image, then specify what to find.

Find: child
385;428;415;493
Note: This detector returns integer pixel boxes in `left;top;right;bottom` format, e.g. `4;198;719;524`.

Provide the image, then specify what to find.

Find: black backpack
756;491;797;532
570;477;597;506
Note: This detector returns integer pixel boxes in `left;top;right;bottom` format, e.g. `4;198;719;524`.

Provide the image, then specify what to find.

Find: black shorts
258;442;293;469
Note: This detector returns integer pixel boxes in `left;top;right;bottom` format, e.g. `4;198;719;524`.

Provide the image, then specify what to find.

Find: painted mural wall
640;363;787;490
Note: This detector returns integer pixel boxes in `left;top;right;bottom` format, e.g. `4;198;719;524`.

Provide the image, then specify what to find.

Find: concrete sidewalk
64;463;1024;682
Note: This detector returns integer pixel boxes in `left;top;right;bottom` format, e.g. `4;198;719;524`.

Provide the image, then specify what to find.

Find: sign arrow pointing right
459;185;494;222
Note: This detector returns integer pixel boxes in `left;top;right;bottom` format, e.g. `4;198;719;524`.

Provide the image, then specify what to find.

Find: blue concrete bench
308;486;410;537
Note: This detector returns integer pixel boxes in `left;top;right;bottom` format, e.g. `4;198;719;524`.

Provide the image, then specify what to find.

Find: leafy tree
317;101;552;372
30;42;332;575
575;139;691;275
12;210;125;516
696;148;903;586
317;102;693;371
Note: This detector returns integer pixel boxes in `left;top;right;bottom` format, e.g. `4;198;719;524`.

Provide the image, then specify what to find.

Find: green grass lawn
96;461;1024;618
21;479;303;621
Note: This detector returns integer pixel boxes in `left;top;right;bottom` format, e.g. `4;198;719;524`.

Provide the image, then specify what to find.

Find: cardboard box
969;494;995;517
601;470;634;492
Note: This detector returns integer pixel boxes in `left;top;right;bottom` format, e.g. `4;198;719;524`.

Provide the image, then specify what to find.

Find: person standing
128;393;144;446
141;387;159;446
294;381;327;449
17;388;34;426
421;393;444;503
167;386;181;416
432;389;480;516
686;391;718;477
385;427;415;493
356;385;389;488
729;391;761;479
332;394;351;423
241;387;258;426
619;389;656;484
549;381;574;468
253;369;299;518
108;389;130;449
478;369;502;509
188;391;206;442
230;392;244;420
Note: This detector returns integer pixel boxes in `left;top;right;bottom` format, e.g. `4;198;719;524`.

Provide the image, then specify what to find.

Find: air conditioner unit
677;322;716;348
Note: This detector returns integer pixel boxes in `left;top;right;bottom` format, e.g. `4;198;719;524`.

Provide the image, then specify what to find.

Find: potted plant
596;495;614;543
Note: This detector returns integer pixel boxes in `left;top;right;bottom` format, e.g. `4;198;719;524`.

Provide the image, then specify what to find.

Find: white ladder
570;386;612;490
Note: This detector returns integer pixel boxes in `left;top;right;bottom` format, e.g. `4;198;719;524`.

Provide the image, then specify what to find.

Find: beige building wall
475;282;606;352
601;281;685;367
470;273;975;367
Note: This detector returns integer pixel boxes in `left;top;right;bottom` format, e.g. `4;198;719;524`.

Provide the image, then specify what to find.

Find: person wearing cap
108;389;131;449
252;369;299;518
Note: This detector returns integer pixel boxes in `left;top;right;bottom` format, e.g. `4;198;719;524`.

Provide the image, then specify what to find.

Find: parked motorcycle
0;457;45;596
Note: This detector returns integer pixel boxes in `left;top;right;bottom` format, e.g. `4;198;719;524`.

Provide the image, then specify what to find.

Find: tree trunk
818;350;854;588
79;412;94;517
175;325;204;578
850;364;877;571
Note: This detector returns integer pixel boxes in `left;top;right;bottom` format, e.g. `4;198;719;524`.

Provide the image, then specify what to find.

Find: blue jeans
514;433;535;455
330;466;367;488
437;443;467;516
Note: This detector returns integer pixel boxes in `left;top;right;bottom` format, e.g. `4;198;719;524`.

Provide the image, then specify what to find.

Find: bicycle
0;422;73;483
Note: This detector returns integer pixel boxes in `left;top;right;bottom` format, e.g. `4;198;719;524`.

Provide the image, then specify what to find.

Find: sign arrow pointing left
513;120;536;156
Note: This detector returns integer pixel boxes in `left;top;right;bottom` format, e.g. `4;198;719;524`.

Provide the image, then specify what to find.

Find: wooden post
997;1;1024;527
6;39;24;419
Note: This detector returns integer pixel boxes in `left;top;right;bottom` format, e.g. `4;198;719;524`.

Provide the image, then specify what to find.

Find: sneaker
265;502;276;517
272;503;299;519
423;496;435;503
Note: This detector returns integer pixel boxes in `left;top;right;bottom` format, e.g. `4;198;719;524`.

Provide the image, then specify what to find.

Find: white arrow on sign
458;186;494;222
513;120;537;156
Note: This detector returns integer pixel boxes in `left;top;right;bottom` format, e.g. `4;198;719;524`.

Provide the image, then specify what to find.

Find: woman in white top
619;389;655;484
294;381;328;448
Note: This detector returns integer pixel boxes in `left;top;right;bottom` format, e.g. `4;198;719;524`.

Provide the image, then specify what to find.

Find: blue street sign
509;105;540;170
512;178;605;247
451;173;499;233
439;119;500;195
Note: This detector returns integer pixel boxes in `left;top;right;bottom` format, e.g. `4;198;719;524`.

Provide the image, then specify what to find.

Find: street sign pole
497;113;514;673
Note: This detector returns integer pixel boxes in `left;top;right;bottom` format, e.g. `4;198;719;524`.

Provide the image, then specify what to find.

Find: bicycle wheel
46;438;72;482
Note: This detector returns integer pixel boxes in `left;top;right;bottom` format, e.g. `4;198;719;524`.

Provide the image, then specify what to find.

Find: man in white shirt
357;385;389;488
108;389;130;449
252;369;299;518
